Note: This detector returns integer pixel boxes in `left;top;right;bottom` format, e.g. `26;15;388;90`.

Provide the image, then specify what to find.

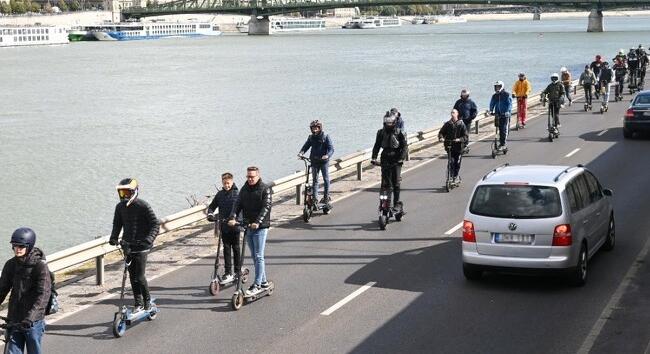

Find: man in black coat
0;227;51;354
109;178;159;311
372;112;408;208
228;166;272;295
452;89;477;154
438;109;469;183
207;172;241;283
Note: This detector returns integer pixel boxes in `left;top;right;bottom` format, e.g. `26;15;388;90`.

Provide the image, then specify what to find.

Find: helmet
518;72;525;78
383;112;397;127
493;80;504;92
309;120;322;130
116;178;138;207
584;65;589;69
560;67;567;72
11;227;36;252
550;73;559;82
460;88;470;97
619;49;625;55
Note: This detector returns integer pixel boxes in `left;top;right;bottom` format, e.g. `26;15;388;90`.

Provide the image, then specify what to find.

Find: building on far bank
325;7;359;17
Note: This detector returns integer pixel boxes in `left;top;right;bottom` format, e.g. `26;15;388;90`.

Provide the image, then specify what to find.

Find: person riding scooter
207;172;241;285
541;73;565;128
298;120;334;206
371;112;408;213
438;109;468;184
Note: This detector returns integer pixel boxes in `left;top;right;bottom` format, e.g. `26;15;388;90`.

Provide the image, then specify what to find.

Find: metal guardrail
48;84;571;286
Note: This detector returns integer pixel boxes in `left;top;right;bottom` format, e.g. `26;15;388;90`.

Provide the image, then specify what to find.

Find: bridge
120;0;649;34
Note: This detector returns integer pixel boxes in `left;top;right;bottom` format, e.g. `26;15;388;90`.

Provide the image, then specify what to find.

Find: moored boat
1;25;69;47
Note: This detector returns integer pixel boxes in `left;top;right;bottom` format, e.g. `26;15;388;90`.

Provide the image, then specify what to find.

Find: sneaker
319;196;331;204
220;274;234;284
261;281;271;289
245;284;261;296
557;123;561;128
144;302;152;311
134;305;144;313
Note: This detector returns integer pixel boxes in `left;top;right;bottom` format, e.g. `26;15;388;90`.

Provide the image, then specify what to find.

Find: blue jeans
6;320;45;354
497;114;510;146
311;162;330;202
246;228;268;285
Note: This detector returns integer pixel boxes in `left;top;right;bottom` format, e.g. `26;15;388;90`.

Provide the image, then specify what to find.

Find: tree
31;2;40;11
0;2;11;13
10;0;27;13
43;1;53;13
57;0;67;11
379;6;397;16
69;0;80;10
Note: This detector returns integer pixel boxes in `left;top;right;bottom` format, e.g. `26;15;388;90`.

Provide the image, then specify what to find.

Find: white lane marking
597;129;608;136
644;339;650;354
577;232;650;354
445;222;463;235
565;148;581;158
321;282;376;316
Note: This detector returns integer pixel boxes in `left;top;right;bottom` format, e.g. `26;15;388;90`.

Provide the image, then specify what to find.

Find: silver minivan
462;164;615;286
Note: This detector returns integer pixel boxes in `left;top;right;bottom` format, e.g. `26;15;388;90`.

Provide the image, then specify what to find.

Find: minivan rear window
470;185;562;219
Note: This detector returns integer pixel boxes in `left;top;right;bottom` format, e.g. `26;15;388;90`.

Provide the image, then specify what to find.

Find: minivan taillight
462;220;476;242
625;108;635;120
552;224;572;246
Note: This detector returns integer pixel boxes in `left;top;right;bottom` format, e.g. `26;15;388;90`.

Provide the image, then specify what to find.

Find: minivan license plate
494;233;534;244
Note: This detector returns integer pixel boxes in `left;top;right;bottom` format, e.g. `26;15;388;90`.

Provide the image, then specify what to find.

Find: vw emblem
508;223;517;231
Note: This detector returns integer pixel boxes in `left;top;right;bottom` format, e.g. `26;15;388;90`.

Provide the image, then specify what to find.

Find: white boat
271;18;326;32
0;25;69;47
358;17;401;29
236;21;249;33
411;17;425;25
342;17;362;29
429;15;467;24
90;21;222;41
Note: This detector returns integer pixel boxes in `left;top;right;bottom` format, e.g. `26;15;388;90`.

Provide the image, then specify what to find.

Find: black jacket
371;127;408;163
230;179;272;228
110;198;160;252
542;82;566;102
208;185;241;234
0;248;51;324
599;68;613;83
453;98;478;124
300;132;334;164
438;119;469;153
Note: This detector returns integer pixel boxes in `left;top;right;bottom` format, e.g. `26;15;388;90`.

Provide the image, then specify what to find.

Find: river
1;16;649;262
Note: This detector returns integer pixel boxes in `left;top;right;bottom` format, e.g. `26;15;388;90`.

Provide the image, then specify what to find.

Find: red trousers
516;97;527;124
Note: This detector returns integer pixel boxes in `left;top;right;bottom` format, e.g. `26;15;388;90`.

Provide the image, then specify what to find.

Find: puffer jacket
208;184;241;234
110;198;160;252
599;68;613;83
489;90;512;116
0;248;51;324
542;82;566;102
438;119;468;154
512;79;532;97
372;127;408;163
579;70;597;85
230;179;272;228
300;132;334;164
453;98;478;123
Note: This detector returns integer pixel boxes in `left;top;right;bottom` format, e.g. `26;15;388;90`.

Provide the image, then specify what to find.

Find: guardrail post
475;120;479;134
296;184;302;205
356;162;363;180
96;255;105;286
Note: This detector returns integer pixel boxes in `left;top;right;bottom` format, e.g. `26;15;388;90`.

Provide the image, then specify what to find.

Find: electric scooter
112;242;158;338
599;82;610;114
629;69;638;94
207;216;249;296
1;316;23;351
583;85;593;111
615;77;625;101
370;160;404;230
545;100;560;142
490;115;508;159
298;155;331;223
231;224;275;311
444;147;461;192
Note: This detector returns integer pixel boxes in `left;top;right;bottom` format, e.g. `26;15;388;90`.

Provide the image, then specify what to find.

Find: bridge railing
47;86;563;286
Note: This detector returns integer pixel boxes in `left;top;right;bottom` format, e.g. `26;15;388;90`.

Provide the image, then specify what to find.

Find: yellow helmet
116;178;139;206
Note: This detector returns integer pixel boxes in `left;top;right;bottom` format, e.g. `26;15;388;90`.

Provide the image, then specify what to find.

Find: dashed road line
321;282;376;316
597;129;608;136
565;148;581;158
444;222;463;235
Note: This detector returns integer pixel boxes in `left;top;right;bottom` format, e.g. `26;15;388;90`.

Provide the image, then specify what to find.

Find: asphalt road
43;93;650;354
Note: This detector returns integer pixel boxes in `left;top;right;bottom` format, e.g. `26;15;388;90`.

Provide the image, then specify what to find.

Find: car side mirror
603;189;613;197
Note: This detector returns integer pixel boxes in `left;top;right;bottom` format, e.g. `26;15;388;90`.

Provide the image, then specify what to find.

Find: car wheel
569;244;588;287
602;215;615;251
463;263;483;281
623;128;633;139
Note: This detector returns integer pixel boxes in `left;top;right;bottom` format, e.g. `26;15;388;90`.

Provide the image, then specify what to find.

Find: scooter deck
243;282;275;302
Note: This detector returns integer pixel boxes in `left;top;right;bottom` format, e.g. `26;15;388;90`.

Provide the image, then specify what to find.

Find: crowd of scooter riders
0;44;648;353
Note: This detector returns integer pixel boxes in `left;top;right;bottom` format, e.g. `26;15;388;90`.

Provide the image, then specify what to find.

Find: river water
2;16;649;262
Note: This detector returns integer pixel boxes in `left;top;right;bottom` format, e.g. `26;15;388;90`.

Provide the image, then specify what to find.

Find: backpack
40;262;59;316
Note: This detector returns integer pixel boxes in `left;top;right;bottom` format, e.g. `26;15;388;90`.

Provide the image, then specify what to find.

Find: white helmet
560;67;567;72
551;73;559;82
493;81;504;92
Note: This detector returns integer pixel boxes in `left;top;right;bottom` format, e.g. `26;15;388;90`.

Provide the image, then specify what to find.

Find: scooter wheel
395;213;402;222
491;151;496;159
112;317;126;338
148;309;158;321
323;207;330;215
209;280;220;296
241;274;248;283
548;134;554;142
378;215;387;230
445;181;451;193
302;207;310;223
231;292;244;311
503;148;508;155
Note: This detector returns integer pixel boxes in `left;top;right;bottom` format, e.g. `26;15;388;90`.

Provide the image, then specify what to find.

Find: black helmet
309;120;322;130
11;227;36;251
116;178;139;206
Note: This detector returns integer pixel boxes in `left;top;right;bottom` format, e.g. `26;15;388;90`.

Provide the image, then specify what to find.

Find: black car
624;90;650;138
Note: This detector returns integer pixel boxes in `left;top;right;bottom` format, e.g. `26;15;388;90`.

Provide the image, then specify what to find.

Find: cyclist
612;58;627;100
371;112;408;211
579;65;597;108
512;73;532;128
541;73;565;130
298;120;334;205
488;80;512;151
438;109;468;184
590;55;604;99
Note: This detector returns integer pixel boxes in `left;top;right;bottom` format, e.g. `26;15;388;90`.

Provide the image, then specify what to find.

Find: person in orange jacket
512;73;532;127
